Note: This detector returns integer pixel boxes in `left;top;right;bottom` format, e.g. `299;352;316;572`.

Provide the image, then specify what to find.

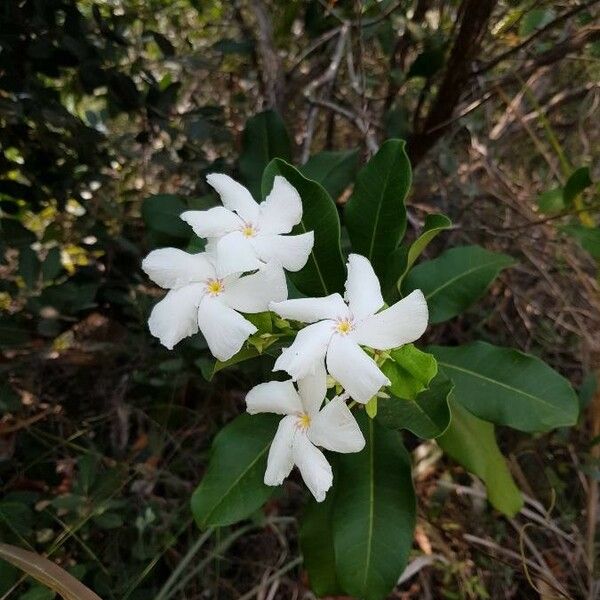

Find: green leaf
564;166;593;205
377;374;453;439
300;149;359;200
562;225;600;260
142;194;190;239
345;139;412;278
19;246;40;288
381;344;438;400
333;415;415;600
191;414;279;527
537;187;564;215
300;493;342;597
437;398;523;516
431;341;579;432
403;245;514;324
42;247;63;281
0;218;36;247
519;8;556;37
262;159;346;296
239;110;291;199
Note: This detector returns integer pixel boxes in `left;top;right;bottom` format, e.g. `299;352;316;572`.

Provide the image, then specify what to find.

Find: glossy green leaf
300;149;359;200
262;159;346;296
333;415;415;600
345;139;412;278
381;344;438;400
142;194;189;239
0;543;101;600
300;492;342;597
438;398;523;516
378;374;453;439
191;414;279;527
431;341;579;432
239;110;291;199
384;213;452;301
564;166;592;205
403;245;515;323
562;224;600;260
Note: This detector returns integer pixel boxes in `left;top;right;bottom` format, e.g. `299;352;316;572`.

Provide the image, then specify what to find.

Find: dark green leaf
384;213;452;302
403;245;515;323
142;194;190;239
262;159;346;296
19;246;40;288
431;341;579;432
191;414;279;527
333;415;415;600
519;8;556;37
438;398;523;516
345;139;412;278
564;167;593;205
562;225;600;260
300;149;359;200
239;110;291;199
0;219;36;247
42;247;63;281
378;374;453;439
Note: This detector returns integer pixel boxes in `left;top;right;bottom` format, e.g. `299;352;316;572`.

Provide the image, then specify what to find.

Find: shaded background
1;0;599;597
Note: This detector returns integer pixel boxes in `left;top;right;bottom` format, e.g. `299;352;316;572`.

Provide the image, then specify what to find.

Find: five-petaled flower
269;254;428;403
246;363;365;502
142;249;286;360
181;174;314;277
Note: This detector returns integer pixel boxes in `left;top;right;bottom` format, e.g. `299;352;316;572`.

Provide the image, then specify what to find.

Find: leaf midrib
362;418;375;593
367;165;394;262
297;217;330;296
437;361;569;414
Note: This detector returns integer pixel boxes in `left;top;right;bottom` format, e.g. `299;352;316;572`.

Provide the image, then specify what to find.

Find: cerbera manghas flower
270;254;429;403
246;362;364;502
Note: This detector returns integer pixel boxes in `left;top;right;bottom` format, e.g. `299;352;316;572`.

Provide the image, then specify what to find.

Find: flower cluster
143;175;428;503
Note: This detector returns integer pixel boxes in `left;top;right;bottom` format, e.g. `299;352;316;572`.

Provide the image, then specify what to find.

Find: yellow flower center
335;318;354;335
206;278;224;296
297;412;311;430
240;223;257;238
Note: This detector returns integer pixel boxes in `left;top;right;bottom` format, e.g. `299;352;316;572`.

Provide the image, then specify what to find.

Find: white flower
180;174;314;277
142;249;287;360
269;254;428;404
246;362;365;502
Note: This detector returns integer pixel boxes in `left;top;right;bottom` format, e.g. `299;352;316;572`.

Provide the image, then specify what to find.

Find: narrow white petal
308;396;365;453
221;263;287;313
353;289;428;350
246;380;303;415
293;433;333;502
180;207;242;238
264;415;296;486
258;176;303;234
251;232;314;272
273;321;334;380
344;253;384;319
326;334;390;403
206;173;260;222
297;360;327;417
197;296;257;361
215;231;262;277
270;294;348;323
148;283;205;349
142;249;215;289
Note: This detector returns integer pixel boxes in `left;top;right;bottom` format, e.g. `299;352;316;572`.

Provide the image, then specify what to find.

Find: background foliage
1;0;599;598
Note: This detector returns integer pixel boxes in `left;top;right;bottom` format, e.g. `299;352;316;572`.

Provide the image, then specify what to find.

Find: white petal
142;249;215;289
293;433;333;502
246;380;303;415
270;294;348;323
353;289;428;350
221;263;287;313
251;232;314;272
297;360;327;417
258;176;302;234
308;396;365;453
206;173;260;222
148;283;205;349
180;207;242;238
326;334;389;403
215;231;263;277
264;415;296;486
273;320;334;380
197;296;257;361
344;253;384;319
